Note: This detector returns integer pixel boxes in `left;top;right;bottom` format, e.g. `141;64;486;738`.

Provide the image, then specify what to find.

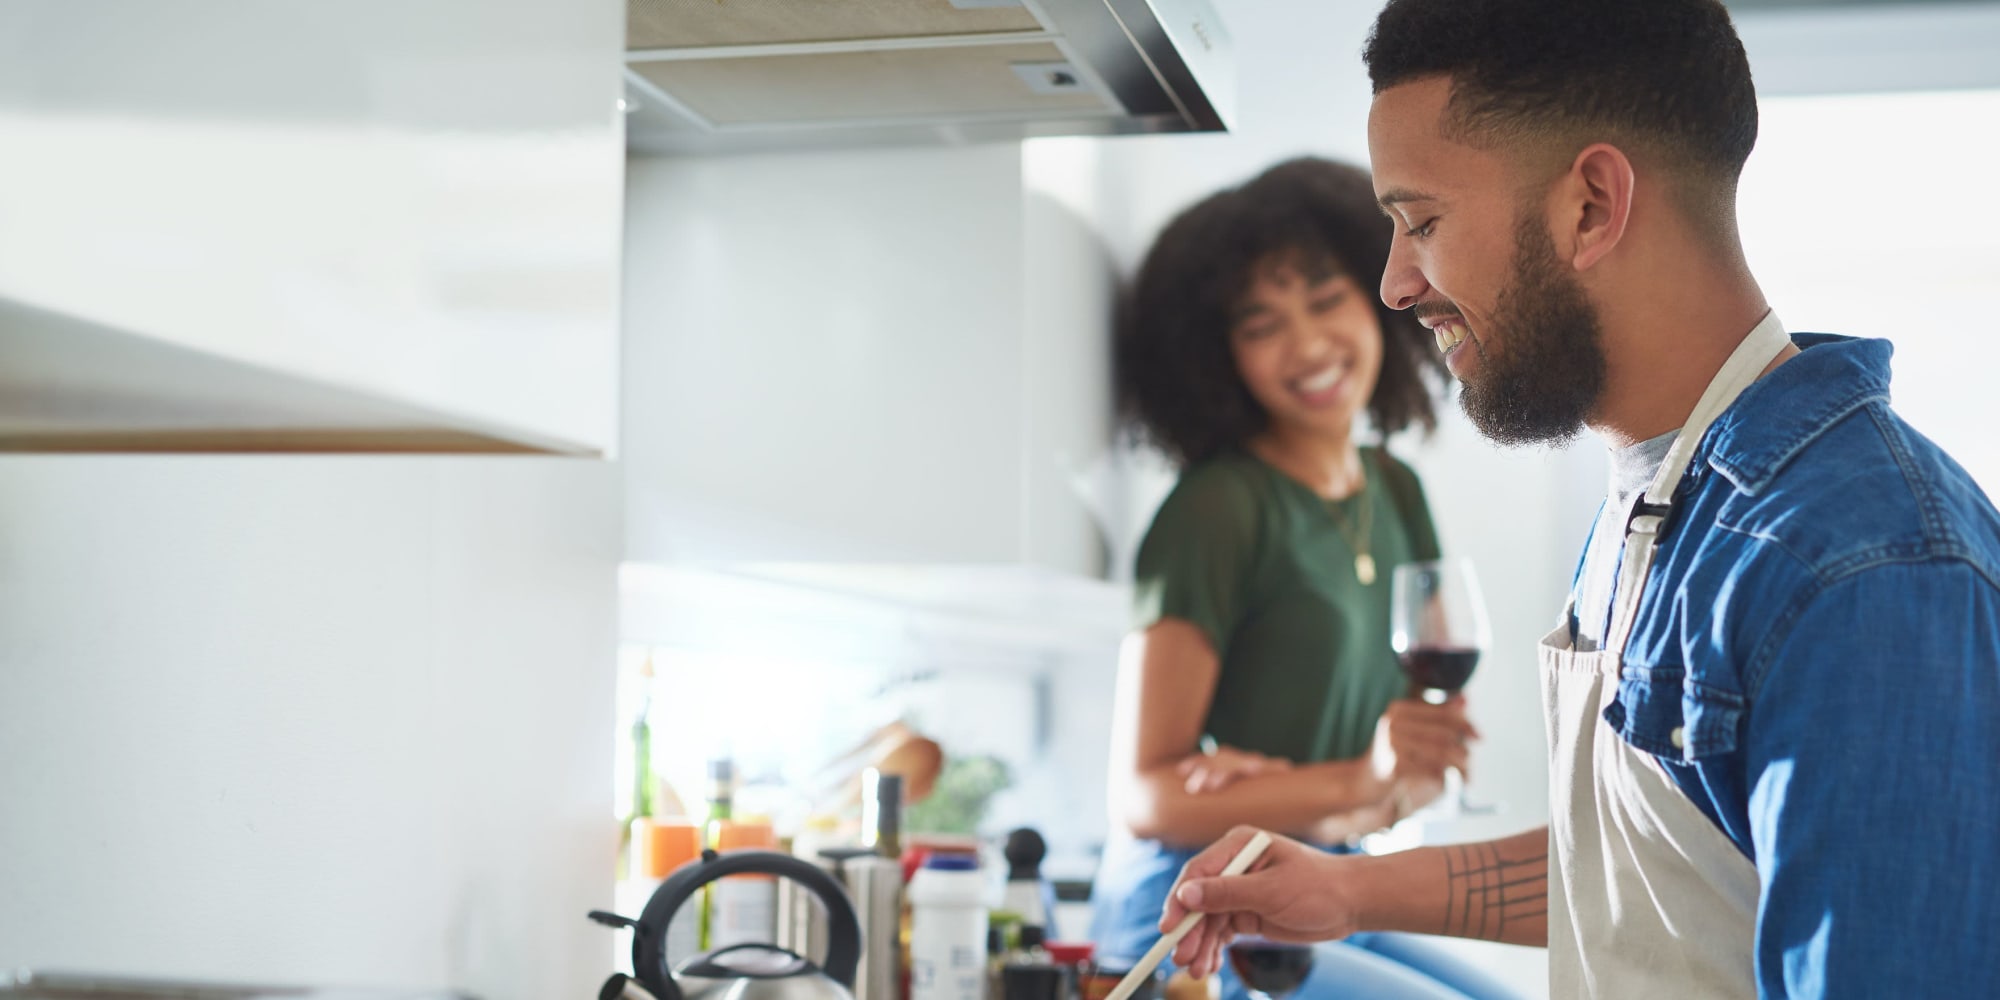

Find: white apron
1541;313;1792;998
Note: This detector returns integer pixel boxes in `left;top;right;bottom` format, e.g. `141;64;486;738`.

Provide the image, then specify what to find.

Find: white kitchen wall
621;146;1030;567
616;125;1133;872
0;457;619;998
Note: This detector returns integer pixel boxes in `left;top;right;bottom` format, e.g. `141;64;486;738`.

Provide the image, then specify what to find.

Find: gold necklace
1328;476;1376;585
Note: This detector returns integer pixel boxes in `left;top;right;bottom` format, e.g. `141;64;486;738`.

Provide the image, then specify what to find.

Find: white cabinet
0;0;624;455
622;141;1117;576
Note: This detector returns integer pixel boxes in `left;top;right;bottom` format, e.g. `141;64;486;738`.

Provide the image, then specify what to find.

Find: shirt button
1670;726;1687;750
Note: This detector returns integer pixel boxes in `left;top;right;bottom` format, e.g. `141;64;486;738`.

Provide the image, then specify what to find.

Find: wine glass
1226;937;1315;1000
1390;558;1495;816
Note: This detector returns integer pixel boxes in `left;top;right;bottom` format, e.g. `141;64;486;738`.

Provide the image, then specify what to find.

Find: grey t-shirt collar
1574;428;1682;651
1611;429;1681;503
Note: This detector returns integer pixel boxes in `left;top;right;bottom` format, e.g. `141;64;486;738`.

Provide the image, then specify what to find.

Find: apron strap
1604;311;1792;657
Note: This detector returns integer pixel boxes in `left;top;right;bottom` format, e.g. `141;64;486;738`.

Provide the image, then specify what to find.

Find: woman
1090;158;1518;1000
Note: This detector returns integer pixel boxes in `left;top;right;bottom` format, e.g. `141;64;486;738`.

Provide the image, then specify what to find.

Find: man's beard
1456;209;1609;447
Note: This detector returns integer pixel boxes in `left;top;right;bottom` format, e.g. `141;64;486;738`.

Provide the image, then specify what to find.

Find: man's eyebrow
1376;188;1438;215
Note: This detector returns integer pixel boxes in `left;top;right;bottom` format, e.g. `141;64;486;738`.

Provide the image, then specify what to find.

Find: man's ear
1565;143;1635;271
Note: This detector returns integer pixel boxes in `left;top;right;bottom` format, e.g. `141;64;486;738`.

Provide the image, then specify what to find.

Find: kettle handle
632;849;863;999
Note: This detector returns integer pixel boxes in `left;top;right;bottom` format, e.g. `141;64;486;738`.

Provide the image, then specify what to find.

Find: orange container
713;820;779;878
644;819;704;880
709;820;780;949
713;819;776;850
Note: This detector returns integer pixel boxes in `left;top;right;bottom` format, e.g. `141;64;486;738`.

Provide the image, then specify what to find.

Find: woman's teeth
1297;365;1347;394
1434;321;1470;354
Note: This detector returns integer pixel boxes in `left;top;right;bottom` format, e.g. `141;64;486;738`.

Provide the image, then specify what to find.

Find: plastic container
709;820;779;950
908;854;989;1000
645;820;705;965
613;818;704;976
1045;942;1094;968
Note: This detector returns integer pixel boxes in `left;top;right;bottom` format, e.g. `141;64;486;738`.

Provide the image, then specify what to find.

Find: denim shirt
1576;334;2000;997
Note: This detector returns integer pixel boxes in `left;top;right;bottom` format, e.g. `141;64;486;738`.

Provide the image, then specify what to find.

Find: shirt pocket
1603;662;1747;762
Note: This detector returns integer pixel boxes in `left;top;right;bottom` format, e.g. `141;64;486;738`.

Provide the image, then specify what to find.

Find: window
1739;89;2000;492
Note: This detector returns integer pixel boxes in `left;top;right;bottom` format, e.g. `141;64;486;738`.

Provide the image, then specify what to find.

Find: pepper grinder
1000;827;1055;935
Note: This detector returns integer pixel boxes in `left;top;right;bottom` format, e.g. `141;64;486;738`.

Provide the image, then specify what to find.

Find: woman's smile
1290;360;1357;409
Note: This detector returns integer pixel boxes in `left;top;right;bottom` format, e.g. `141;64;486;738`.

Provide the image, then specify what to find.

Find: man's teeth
1298;365;1347;393
1434;321;1469;354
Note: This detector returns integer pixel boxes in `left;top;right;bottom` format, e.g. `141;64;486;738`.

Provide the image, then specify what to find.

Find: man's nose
1380;236;1428;312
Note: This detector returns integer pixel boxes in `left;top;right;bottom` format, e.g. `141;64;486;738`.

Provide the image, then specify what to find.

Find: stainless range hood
621;0;1234;154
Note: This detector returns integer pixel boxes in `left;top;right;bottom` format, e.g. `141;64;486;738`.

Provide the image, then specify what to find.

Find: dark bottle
1011;925;1052;963
985;924;1008;1000
706;756;736;829
863;768;903;858
1001;962;1068;1000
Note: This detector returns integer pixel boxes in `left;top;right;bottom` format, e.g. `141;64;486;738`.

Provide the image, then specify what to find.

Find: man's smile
1420;312;1472;356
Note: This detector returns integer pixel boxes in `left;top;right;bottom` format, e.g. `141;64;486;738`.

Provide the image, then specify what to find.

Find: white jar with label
908;854;988;1000
709;821;779;951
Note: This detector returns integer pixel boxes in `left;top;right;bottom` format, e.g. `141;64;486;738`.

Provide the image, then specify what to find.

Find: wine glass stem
1453;766;1501;815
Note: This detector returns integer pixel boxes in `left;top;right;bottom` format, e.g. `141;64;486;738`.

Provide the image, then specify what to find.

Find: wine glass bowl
1396;646;1480;697
1226;938;1315;1000
1390;558;1491;702
1389;558;1496;816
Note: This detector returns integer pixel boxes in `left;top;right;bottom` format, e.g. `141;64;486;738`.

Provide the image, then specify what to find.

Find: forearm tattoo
1442;841;1548;940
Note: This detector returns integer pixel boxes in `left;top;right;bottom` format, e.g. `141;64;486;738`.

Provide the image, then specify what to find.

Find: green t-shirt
1131;447;1441;765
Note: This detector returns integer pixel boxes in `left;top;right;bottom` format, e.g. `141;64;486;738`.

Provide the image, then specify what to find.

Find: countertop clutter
0;971;467;999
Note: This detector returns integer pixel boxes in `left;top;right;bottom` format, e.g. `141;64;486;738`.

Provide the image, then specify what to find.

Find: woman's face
1228;256;1384;442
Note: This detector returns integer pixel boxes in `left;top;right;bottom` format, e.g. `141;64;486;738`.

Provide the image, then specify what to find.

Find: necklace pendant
1355;553;1377;586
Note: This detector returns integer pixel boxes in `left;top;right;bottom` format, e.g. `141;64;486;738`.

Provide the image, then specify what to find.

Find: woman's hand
1175;743;1295;794
1369;695;1480;792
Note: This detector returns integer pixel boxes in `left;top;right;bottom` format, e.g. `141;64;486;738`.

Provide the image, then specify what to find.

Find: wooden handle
1102;830;1273;1000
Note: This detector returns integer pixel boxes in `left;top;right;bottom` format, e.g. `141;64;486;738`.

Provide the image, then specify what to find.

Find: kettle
592;849;862;1000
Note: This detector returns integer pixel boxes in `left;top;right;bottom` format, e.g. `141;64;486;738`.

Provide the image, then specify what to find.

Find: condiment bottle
908;854;988;1000
708;820;779;950
1000;828;1054;936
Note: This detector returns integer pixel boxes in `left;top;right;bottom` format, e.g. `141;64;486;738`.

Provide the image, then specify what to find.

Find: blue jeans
1090;836;1523;1000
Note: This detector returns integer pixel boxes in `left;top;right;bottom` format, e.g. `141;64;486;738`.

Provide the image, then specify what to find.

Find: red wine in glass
1397;645;1480;695
1226;939;1314;1000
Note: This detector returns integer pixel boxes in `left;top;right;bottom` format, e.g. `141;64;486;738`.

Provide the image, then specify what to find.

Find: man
1155;1;2000;997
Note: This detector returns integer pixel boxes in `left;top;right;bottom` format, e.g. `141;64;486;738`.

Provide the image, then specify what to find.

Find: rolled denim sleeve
1745;560;2000;997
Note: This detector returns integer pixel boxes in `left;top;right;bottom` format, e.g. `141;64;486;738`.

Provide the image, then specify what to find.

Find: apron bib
1540;313;1791;998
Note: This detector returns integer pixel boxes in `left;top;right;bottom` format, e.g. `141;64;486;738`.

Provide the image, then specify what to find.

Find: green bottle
622;656;656;880
698;755;736;949
632;664;656;820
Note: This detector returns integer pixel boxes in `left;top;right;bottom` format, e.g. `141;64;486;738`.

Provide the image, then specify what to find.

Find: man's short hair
1364;0;1758;237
